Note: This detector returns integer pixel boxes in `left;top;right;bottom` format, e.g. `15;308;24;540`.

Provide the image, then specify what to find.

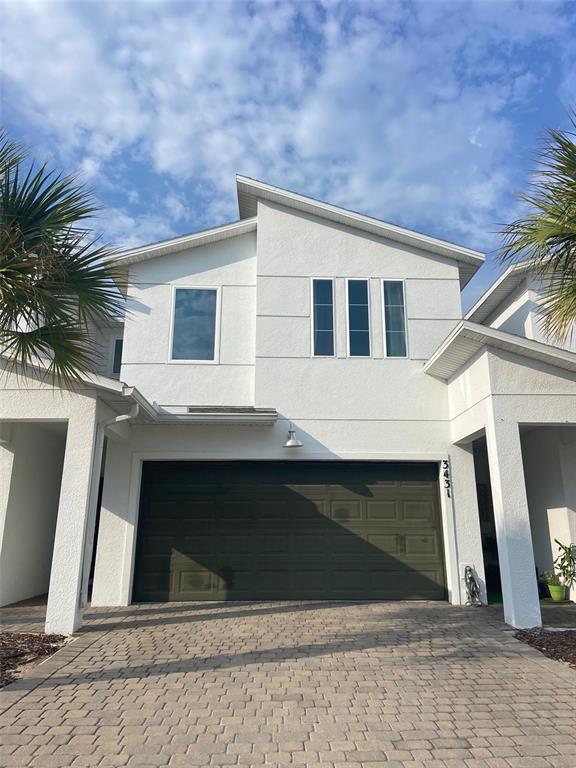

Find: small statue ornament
464;565;482;606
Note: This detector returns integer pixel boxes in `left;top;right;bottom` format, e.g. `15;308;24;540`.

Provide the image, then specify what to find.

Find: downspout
79;403;140;607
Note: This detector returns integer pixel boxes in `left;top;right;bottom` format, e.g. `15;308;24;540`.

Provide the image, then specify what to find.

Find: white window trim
382;278;409;359
345;277;372;358
168;285;221;364
310;277;336;358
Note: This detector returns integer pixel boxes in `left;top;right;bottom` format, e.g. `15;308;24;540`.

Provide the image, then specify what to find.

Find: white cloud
1;0;575;262
79;156;101;181
164;194;188;223
1;0;146;163
98;208;176;251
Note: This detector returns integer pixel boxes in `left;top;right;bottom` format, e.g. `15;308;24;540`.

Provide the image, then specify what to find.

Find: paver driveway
1;601;575;768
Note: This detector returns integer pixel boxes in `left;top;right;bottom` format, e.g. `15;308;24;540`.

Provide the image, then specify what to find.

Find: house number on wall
442;460;451;498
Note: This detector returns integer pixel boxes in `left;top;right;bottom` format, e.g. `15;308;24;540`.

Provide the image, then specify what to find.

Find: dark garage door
133;461;447;602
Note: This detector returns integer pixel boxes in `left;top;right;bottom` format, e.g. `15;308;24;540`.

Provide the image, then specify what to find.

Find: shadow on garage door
132;461;447;602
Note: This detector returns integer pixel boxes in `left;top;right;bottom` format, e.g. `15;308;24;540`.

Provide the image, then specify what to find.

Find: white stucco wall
0;362;114;632
522;426;576;602
121;231;256;406
91;419;468;608
484;282;536;338
92;201;487;610
447;347;576;624
0;423;66;606
254;201;461;422
485;276;576;353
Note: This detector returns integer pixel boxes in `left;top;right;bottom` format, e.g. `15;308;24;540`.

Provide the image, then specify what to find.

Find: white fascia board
236;175;485;271
107;218;257;267
156;410;278;425
424;320;576;381
465;262;532;324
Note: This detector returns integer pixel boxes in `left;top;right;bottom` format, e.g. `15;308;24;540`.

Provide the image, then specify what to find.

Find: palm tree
0;130;125;384
501;112;576;342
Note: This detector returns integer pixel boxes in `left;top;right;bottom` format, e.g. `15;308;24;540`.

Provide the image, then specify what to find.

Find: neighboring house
0;176;575;635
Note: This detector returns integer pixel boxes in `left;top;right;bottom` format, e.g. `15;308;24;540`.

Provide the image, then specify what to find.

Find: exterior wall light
283;423;303;448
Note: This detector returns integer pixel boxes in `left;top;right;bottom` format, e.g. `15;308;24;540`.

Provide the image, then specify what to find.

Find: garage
132;461;447;602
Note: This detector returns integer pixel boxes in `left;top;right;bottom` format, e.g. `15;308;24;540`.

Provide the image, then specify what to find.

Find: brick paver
0;601;574;767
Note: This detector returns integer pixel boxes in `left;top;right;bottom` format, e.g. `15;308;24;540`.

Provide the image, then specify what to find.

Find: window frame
345;277;372;358
168;285;221;365
110;335;124;376
310;277;336;358
381;278;409;359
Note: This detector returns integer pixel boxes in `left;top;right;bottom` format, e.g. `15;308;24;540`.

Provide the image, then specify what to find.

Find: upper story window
171;287;218;361
112;338;123;375
383;280;407;357
312;279;335;356
347;279;370;357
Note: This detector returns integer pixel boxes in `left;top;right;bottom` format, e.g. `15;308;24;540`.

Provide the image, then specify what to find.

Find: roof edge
424;320;576;381
465;261;532;323
236;175;485;269
108;218;257;267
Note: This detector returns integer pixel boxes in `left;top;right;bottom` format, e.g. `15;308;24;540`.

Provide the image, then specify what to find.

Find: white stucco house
1;176;575;635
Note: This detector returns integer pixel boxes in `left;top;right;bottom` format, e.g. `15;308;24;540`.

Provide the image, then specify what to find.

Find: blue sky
2;0;575;307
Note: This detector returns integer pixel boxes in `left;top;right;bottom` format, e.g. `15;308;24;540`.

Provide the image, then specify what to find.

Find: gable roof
465;262;532;324
424;320;576;381
237;175;485;287
107;218;257;267
107;175;485;284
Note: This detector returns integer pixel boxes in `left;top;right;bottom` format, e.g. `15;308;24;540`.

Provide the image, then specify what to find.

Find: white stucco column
91;438;135;607
448;444;487;605
485;411;541;628
45;401;98;635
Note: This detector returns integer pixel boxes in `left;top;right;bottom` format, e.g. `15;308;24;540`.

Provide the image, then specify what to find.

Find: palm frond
0;323;95;389
0;129;25;178
1;163;99;251
0;130;127;385
500;110;576;341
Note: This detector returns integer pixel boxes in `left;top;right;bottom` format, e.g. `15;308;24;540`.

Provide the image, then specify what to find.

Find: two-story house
1;176;575;635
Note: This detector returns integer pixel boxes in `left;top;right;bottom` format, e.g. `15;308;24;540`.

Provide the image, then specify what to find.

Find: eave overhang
0;354;158;420
106;218;257;267
424;321;576;381
465;262;532;324
236;175;485;287
154;406;278;425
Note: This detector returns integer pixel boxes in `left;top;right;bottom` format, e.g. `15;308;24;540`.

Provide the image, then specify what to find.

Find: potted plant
540;570;566;602
553;539;576;600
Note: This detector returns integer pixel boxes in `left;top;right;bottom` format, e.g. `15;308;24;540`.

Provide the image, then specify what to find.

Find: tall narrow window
383;281;407;357
171;288;218;361
312;279;334;356
112;338;123;375
347;279;370;356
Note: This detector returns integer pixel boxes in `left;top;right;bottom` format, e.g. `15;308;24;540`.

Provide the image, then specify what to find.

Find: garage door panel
330;532;371;554
146;500;179;520
133;461;446;602
367;533;401;553
139;534;176;554
137;569;170;597
366;500;399;520
218;535;253;554
177;569;213;594
405;533;439;555
330;501;362;522
403;500;437;522
293;533;326;554
179;536;214;555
